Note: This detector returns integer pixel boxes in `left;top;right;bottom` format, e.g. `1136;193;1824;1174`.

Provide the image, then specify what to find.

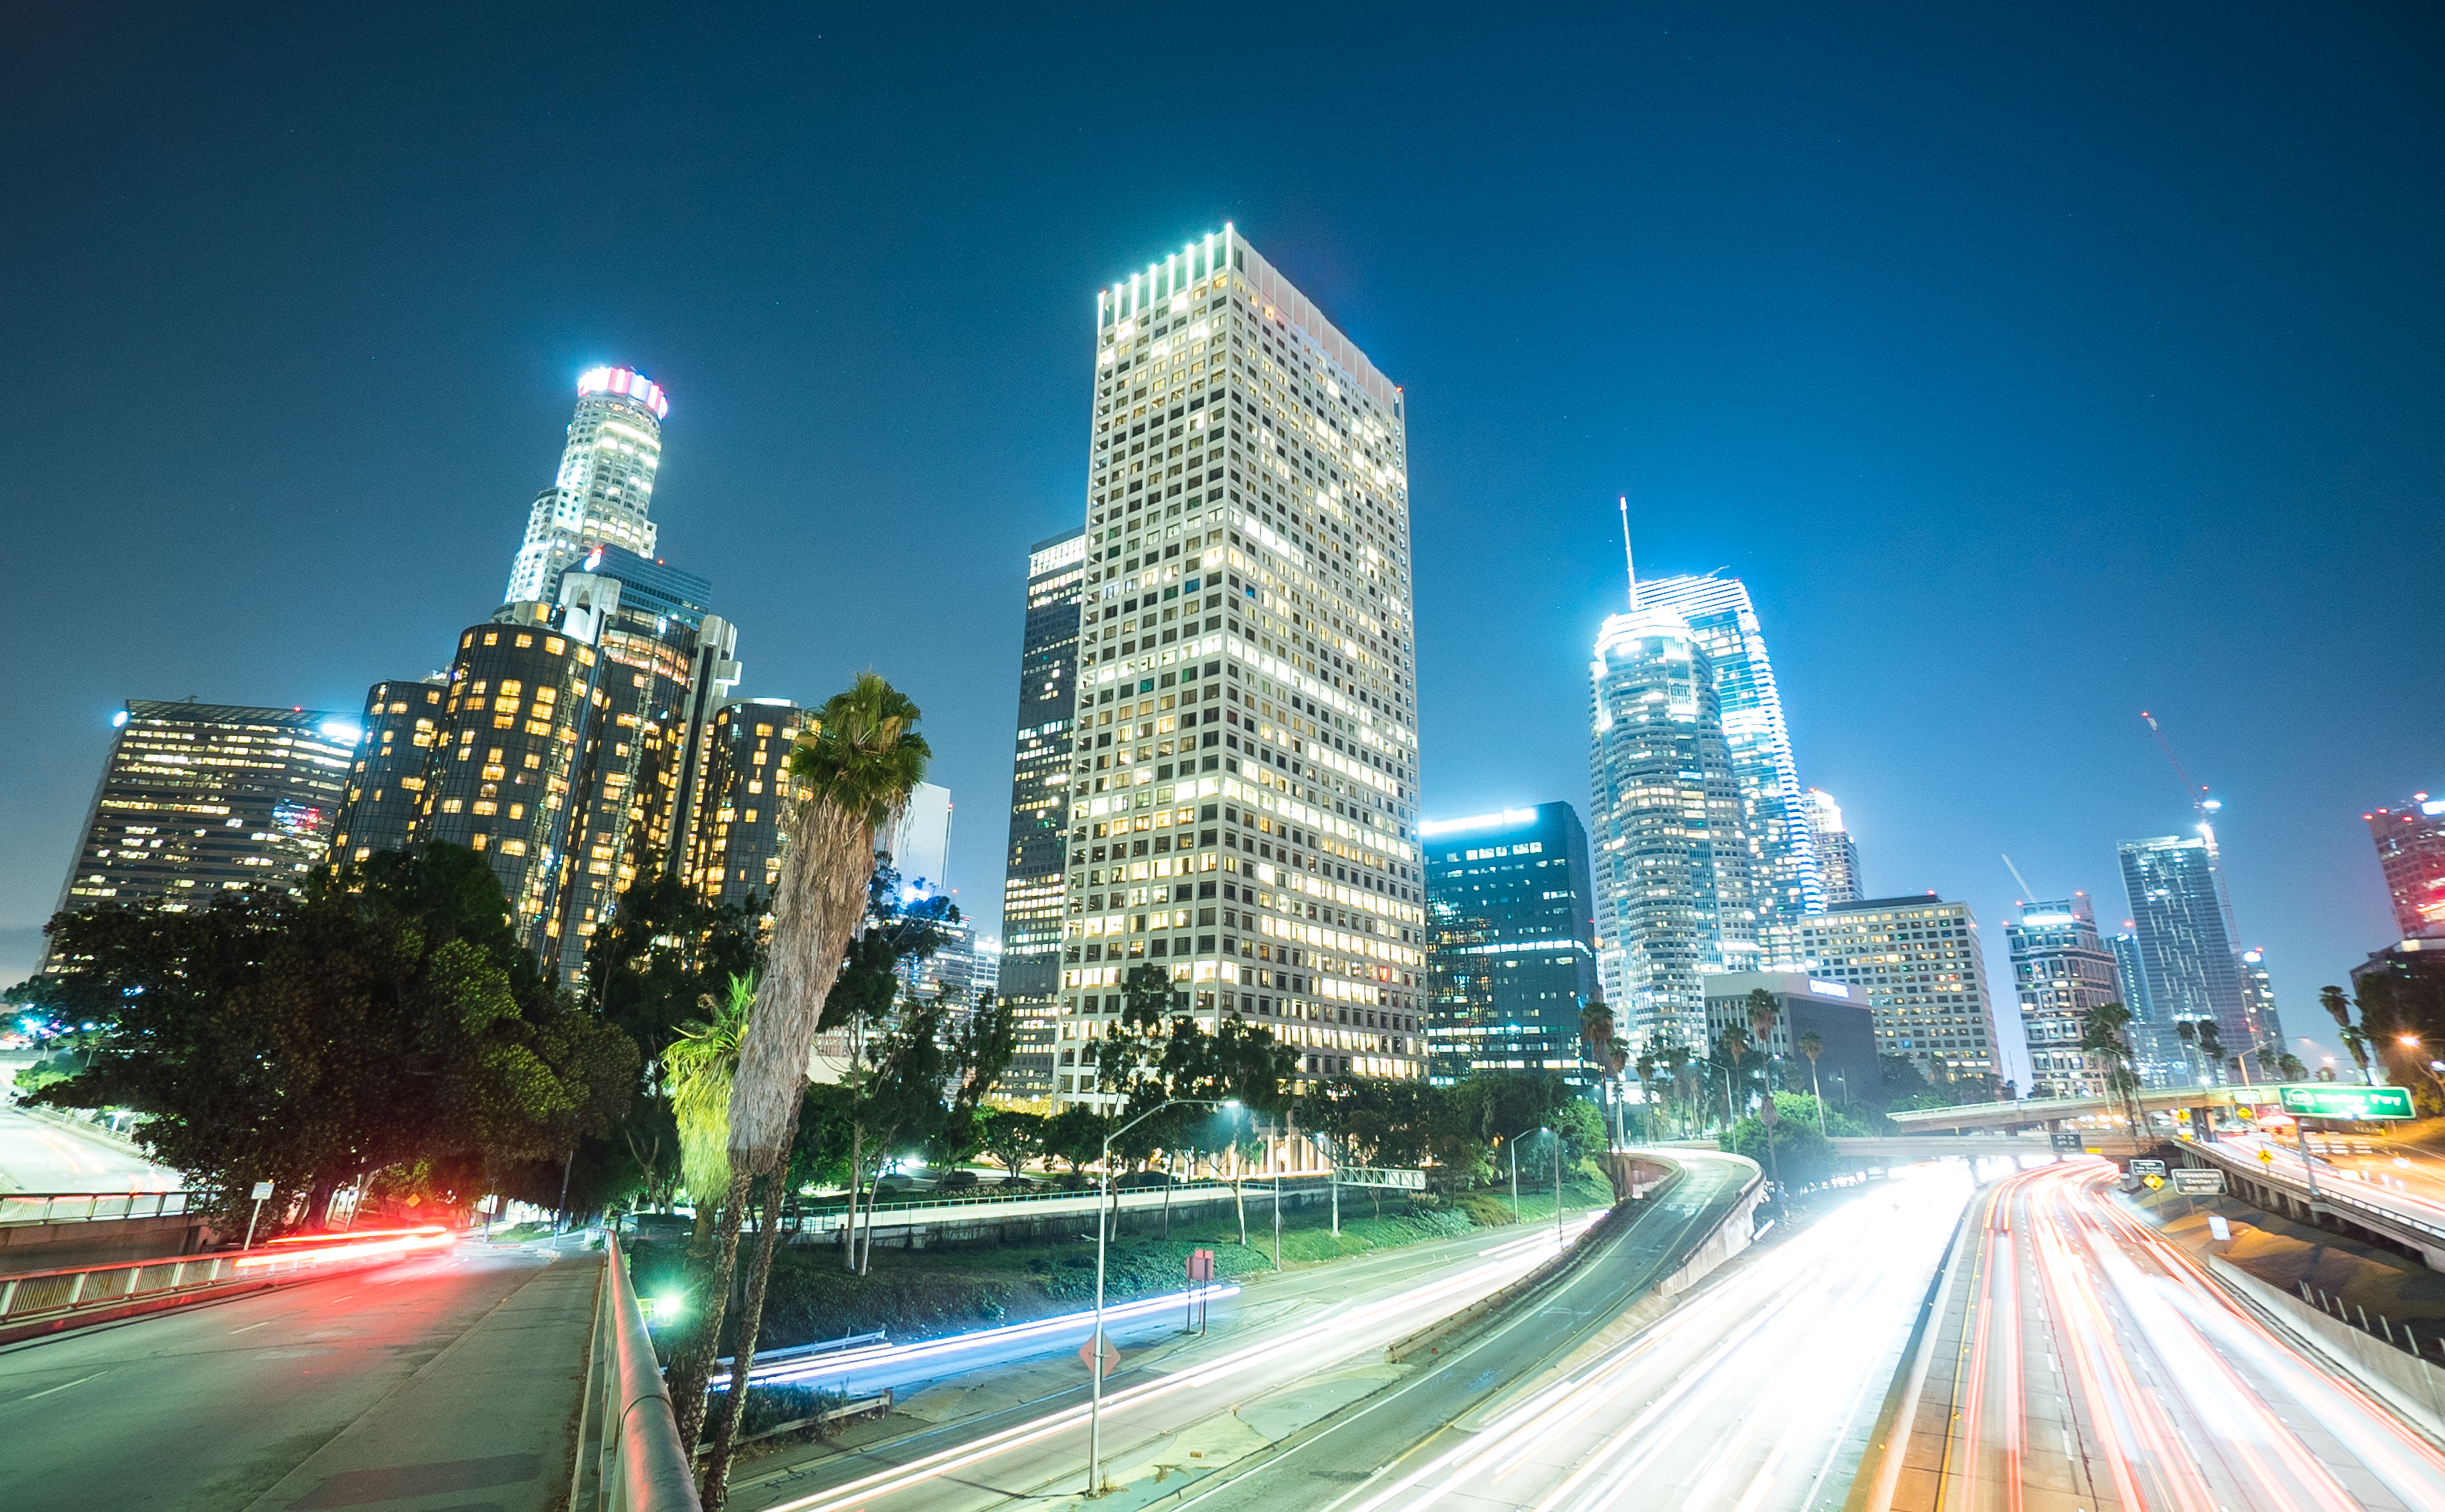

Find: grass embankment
634;1173;1614;1355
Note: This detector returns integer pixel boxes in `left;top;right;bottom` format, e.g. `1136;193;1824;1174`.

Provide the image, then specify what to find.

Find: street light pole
1550;1126;1562;1246
1089;1095;1234;1498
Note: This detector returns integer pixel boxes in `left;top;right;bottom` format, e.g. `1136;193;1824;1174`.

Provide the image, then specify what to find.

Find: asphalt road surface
0;1237;593;1511
1339;1156;1990;1512
0;1102;182;1193
1899;1158;2445;1512
727;1149;1759;1512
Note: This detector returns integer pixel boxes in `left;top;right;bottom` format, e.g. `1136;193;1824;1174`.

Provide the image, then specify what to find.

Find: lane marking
230;1320;276;1334
23;1371;107;1400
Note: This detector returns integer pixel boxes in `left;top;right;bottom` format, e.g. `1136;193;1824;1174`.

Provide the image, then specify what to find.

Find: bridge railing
0;1191;192;1226
0;1226;451;1341
579;1232;700;1512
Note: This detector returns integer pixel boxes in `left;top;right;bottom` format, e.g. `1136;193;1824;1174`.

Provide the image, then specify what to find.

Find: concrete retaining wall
2207;1254;2445;1439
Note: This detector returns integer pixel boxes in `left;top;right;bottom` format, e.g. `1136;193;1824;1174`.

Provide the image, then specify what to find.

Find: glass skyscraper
1420;804;1600;1085
1055;228;1427;1103
1801;787;1861;906
1589;602;1756;1055
998;527;1087;1101
2117;833;2269;1085
1626;576;1820;922
2366;793;2445;939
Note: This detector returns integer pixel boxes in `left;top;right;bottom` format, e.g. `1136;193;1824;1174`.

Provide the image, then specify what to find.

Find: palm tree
666;976;755;1210
683;673;928;1502
1716;1027;1750;1127
1580;997;1616;1064
2321;986;2372;1085
1662;1042;1693;1138
1798;1031;1827;1136
1745;989;1781;1095
2079;1001;2141;1136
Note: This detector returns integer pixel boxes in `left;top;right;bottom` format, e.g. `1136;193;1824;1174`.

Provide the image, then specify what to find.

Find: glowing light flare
235;1225;455;1270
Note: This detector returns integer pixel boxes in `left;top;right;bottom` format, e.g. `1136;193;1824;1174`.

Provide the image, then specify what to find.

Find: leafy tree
2078;1002;2143;1132
980;1110;1046;1183
25;847;636;1227
1725;1094;1840;1189
1043;1104;1109;1177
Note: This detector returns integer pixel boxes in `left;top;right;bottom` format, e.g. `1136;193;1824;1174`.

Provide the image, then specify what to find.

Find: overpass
1885;1087;2254;1135
0;1189;208;1274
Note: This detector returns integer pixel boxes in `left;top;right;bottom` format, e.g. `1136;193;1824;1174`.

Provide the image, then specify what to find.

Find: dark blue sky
5;5;2439;1079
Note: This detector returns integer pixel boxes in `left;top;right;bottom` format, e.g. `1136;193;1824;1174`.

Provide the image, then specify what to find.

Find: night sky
5;6;2439;1081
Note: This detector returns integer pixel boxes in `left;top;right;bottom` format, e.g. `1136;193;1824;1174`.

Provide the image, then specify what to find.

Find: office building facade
1792;895;1999;1082
1628;576;1820;922
1699;970;1879;1110
683;699;803;912
1420;804;1600;1084
2366;794;2445;940
2116;834;2259;1084
1802;788;1861;906
332;678;447;866
45;702;355;966
505;368;671;604
2004;893;2121;1099
998;528;1088;1100
1056;228;1427;1103
1589;602;1756;1057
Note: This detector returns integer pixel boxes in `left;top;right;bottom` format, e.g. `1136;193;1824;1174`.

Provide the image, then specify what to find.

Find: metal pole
2295;1117;2325;1207
1551;1129;1562;1246
1330;1136;1339;1237
1510;1140;1519;1224
1272;1158;1281;1269
1090;1129;1112;1497
242;1195;266;1251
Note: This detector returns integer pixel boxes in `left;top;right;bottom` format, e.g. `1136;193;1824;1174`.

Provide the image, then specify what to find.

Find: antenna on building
2140;709;2245;950
2001;853;2038;903
1618;495;1638;612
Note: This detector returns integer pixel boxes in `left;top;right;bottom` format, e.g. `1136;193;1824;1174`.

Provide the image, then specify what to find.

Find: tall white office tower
504;367;670;603
1630;575;1820;922
1589;601;1757;1057
1802;788;1862;905
1055;227;1427;1105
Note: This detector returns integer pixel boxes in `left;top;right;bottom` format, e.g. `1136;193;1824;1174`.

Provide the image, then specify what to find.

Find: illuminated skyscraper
504;367;670;604
999;528;1087;1100
2117;833;2263;1085
1589;602;1757;1055
1421;804;1600;1084
1793;895;1999;1082
332;677;447;865
44;703;355;970
1802;788;1861;906
1055;228;1426;1104
1629;576;1820;922
2005;893;2121;1098
2366;793;2445;939
684;699;804;912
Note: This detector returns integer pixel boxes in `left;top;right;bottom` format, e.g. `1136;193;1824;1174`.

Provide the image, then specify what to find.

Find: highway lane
0;1103;183;1193
0;1238;569;1510
729;1152;1757;1512
1899;1159;2445;1512
1333;1157;1985;1512
2220;1128;2445;1232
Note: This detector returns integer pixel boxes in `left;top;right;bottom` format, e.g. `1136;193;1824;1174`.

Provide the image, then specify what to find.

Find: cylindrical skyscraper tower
504;366;669;604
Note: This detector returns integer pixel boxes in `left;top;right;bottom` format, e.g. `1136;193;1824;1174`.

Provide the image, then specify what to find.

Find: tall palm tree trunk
701;1152;796;1506
669;1168;755;1451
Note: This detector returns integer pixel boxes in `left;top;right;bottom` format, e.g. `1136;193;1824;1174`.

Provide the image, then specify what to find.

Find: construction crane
2138;709;2245;962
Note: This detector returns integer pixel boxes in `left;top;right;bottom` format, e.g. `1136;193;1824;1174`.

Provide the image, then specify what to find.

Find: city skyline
4;10;2438;1088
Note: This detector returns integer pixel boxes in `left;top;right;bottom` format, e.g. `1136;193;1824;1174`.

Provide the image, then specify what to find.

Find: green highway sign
2276;1084;2416;1121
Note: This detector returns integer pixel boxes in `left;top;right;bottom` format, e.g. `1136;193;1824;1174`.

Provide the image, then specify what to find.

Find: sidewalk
241;1247;604;1512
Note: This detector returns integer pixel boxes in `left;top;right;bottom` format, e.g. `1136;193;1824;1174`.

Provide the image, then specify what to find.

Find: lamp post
1503;1126;1539;1224
1088;1096;1235;1498
1549;1126;1562;1246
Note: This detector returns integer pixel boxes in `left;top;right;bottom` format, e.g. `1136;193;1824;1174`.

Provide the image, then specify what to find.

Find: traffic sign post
242;1180;274;1250
2172;1168;2225;1195
2275;1084;2416;1121
1185;1248;1215;1334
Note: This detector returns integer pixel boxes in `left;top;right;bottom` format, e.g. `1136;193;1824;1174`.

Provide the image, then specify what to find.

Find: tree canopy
23;845;637;1224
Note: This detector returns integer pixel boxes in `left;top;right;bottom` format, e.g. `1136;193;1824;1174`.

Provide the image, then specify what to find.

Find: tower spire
1619;494;1638;612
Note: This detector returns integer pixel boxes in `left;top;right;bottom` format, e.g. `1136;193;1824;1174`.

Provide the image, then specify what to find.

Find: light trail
1913;1159;2445;1512
231;1225;456;1270
1342;1162;1980;1512
756;1216;1596;1512
710;1284;1245;1390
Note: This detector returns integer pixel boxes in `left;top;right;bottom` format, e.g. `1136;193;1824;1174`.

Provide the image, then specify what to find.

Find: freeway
1338;1158;1988;1512
1890;1159;2445;1512
729;1151;1759;1512
0;1103;182;1193
0;1235;594;1511
2224;1128;2445;1227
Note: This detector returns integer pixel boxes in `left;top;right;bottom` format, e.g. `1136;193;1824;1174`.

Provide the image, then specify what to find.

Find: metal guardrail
580;1232;700;1512
0;1227;451;1339
2188;1139;2445;1247
0;1190;193;1226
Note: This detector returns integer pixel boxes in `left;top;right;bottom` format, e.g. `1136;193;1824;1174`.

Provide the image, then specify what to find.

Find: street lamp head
1222;1098;1242;1109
